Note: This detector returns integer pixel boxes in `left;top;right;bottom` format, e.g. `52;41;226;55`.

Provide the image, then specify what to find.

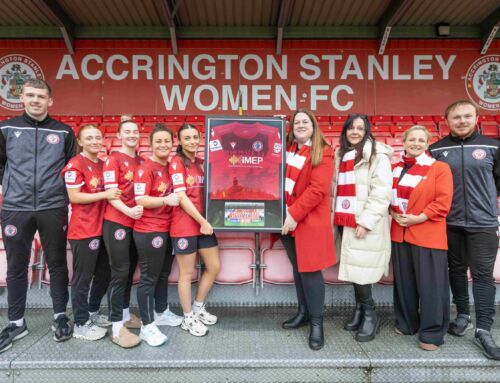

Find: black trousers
447;227;498;331
1;208;69;321
133;231;174;326
69;237;111;326
392;241;450;346
281;235;325;318
102;220;139;322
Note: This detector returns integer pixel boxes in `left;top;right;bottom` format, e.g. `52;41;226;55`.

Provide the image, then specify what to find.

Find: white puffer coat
332;139;393;285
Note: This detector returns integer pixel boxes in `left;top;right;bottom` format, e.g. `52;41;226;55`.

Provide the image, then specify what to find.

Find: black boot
355;303;379;342
282;305;309;329
309;316;324;350
344;303;362;331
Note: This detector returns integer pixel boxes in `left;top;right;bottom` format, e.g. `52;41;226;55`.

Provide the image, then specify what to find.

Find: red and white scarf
334;150;357;228
391;152;435;214
285;140;311;207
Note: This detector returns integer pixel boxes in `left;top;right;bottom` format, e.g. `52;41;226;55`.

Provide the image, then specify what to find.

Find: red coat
288;146;336;272
391;161;453;250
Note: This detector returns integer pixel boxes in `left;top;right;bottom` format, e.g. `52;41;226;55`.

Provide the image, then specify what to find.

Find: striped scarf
391;152;435;214
334;150;357;228
285;140;311;207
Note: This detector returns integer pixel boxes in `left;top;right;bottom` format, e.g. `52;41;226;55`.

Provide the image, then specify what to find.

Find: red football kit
133;158;172;233
103;151;143;228
208;122;282;200
169;155;205;237
62;153;106;240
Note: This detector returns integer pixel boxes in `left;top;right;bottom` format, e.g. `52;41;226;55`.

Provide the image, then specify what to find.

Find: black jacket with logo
0;113;76;211
429;132;500;229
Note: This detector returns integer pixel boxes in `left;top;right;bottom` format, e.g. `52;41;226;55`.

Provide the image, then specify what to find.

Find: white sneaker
154;307;183;327
73;320;107;341
140;323;168;347
194;305;218;325
89;312;112;328
181;316;208;337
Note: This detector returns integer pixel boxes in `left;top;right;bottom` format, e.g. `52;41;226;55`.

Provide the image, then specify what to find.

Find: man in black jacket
429;100;500;360
0;79;76;353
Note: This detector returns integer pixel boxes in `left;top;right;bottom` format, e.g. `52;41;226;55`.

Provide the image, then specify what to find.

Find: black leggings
103;220;139;322
69;237;111;326
281;235;325;318
133;231;174;326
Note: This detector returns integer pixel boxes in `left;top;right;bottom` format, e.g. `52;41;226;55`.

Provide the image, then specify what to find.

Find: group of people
283;103;500;360
0;79;220;350
0;79;498;361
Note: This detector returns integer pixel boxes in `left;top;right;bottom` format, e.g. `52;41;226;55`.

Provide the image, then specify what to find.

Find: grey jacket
0;113;76;211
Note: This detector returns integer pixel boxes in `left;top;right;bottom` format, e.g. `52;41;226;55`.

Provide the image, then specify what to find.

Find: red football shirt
208;122;282;200
103;151;143;228
62;153;106;240
169;155;205;237
133;158;172;233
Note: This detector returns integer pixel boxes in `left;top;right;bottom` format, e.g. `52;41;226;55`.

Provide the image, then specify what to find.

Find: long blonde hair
287;108;330;167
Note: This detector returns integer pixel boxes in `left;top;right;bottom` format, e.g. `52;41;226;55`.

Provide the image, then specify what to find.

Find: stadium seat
60;116;81;124
185;115;204;124
216;235;256;285
323;264;349;285
316;115;330;124
438;121;450;135
433;115;445;123
413;115;434;123
371;115;392;124
480;122;499;137
478;115;495;122
102;116;121;123
390;125;411;135
392;116;413;124
378;263;394;284
260;236;294;285
80;116;102;124
164;115;185;123
386;136;404;147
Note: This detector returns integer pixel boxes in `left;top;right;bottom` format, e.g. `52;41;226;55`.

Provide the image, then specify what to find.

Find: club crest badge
465;55;500;110
177;238;189;250
89;239;100;250
114;229;126;241
46;134;60;144
0;54;44;111
4;225;17;237
152;236;163;248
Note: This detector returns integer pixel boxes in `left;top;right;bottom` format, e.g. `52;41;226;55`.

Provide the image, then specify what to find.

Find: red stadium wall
0;39;498;116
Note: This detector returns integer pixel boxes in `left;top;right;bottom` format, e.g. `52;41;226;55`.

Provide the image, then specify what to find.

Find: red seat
480;122;499;137
372;125;391;134
185;115;204;125
139;137;150;147
144;116;166;123
60;116;81;124
259;234;293;284
372;115;392;124
102;116;121;123
413;115;434;123
323;264;349;285
419;122;437;132
433;115;445;123
386;137;404;147
438;121;450;135
316;115;330;123
164;115;185;123
378;263;394;284
216;235;256;285
392;116;413;124
330;116;346;124
478;115;495;122
390;125;411;135
80;116;102;124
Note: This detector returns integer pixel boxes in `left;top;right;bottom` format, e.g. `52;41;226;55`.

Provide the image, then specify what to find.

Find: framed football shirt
205;116;285;232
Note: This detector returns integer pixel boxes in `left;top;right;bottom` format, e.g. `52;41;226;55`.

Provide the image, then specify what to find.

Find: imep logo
465;55;499;111
0;54;44;111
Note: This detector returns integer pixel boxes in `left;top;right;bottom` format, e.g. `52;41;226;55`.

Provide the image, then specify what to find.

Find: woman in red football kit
133;124;181;347
61;124;121;342
169;124;220;337
102;118;146;348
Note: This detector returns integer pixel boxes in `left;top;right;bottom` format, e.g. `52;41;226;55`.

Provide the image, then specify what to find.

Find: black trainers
474;329;500;360
0;321;29;353
448;313;473;336
51;314;73;342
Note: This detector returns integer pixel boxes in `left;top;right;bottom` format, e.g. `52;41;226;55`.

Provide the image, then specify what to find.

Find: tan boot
124;313;141;329
419;341;439;351
111;327;141;349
